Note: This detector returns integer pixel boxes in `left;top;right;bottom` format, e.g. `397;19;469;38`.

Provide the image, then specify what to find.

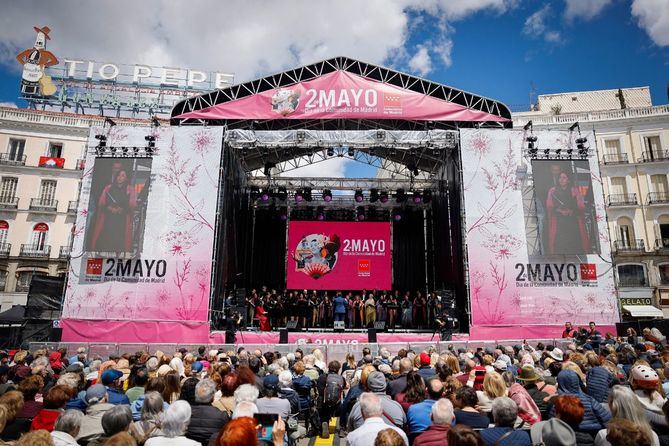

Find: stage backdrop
287;221;392;290
61;126;223;343
460;129;618;339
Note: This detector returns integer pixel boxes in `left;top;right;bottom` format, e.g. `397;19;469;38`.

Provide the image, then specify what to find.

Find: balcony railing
20;244;51;258
29;198;58;212
67;200;78;214
0;196;19;210
59;246;70;259
614;239;646;253
0;243;10;257
618;277;649;287
647;192;669;205
602;153;629;164
639;150;669;163
0;153;26;166
608;193;637;206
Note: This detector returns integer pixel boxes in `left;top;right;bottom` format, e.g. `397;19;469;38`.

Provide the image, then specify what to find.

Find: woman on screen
90;169;137;253
546;171;590;255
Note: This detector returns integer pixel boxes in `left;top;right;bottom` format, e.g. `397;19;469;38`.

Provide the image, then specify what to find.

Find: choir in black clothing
243;287;444;331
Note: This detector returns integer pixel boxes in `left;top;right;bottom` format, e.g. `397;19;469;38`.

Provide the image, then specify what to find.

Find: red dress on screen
546;185;590;255
255;305;271;331
90;174;137;252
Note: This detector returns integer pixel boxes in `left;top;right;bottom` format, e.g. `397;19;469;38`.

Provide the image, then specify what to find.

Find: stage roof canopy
170;57;512;130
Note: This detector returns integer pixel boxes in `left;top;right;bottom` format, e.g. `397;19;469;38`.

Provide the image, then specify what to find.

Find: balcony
59;246;70;259
29;198;58;213
608;193;637;206
639;150;669;163
20;244;51;258
602;153;629;164
0;196;19;210
0;153;26;166
614;239;646;253
618;277;650;288
0;243;10;257
647;192;669;205
67;200;78;214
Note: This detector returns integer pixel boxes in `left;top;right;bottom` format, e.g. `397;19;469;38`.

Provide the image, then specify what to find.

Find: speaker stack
21;275;65;344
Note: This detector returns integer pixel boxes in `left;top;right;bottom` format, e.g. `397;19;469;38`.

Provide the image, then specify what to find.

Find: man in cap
256;375;291;420
100;369;129;405
347;371;405;431
77;384;115;444
417;352;435;381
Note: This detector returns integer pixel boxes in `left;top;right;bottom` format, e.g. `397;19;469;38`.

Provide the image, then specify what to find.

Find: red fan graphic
304;262;331;279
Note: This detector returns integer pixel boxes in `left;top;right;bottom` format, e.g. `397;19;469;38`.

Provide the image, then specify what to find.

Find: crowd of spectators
0;326;669;445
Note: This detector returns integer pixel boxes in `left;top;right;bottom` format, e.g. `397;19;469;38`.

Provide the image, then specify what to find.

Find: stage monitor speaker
334;321;345;331
286;320;299;331
368;328;377;343
225;331;236;344
279;329;289;344
373;321;386;331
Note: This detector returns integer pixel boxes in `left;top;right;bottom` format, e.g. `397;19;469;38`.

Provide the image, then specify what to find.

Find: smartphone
255;413;279;441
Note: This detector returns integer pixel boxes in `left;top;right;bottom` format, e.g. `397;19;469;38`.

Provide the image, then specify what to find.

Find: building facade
513;87;669;319
0;107;150;311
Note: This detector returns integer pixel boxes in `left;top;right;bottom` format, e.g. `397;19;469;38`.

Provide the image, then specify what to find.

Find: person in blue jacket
333;292;347;325
551;369;610;434
101;369;130;405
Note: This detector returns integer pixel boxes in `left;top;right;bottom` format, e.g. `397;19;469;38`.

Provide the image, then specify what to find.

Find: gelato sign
16;26;234;117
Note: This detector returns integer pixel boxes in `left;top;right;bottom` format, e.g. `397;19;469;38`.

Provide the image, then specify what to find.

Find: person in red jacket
413;399;454;446
31;385;74;432
562;322;576;338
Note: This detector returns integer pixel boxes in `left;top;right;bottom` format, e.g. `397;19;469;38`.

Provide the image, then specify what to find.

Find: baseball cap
492;360;507;372
101;369;123;385
263;374;280;390
86;384;107;404
419;352;431;366
192;362;204;373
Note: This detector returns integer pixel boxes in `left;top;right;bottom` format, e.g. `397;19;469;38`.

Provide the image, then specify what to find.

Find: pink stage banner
176;70;510;123
227;332;454;345
61;127;224;343
460;129;618;339
286;221;392;291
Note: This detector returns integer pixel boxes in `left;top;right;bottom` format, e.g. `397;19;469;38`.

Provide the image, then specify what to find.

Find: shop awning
622;305;664;318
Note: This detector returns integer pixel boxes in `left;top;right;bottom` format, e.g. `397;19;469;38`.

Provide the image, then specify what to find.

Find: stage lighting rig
354;189;364;203
317;207;325;221
543;148;550;157
555;148;562;157
250;186;260;201
122;146;129;155
94;134;107;155
151;116;161;127
576;137;589;158
376;130;386;141
412;191;422;204
263;162;276;177
260;189;270;202
295;189;304;203
380;190;389;203
145;135;156;155
407;163;420;176
322;189;332;202
296;130;306;142
327;147;334;157
276;187;287;201
303;187;313;202
356;207;366;221
395;188;407;203
370;188;379;203
104;117;116;128
347;146;355;157
526;135;538;158
393;210;402;221
523;120;533;131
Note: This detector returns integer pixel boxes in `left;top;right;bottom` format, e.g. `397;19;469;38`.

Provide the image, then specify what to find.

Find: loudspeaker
334;321;345;331
279;328;289;344
225;331;236;344
368;328;377;343
373;321;386;331
25;275;64;319
286;320;299;331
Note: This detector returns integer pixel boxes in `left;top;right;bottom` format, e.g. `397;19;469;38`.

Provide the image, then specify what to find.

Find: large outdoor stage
59;57;619;344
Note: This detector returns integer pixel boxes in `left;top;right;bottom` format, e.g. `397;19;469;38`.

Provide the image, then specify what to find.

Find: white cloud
0;0;518;81
632;0;669;46
279;157;352;178
0;102;18;108
563;0;612;21
408;45;432;76
523;5;563;43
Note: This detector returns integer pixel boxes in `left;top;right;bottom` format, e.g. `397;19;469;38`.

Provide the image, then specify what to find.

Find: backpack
323;373;344;407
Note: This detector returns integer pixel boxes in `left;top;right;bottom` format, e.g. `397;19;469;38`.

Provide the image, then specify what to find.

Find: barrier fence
29;338;576;364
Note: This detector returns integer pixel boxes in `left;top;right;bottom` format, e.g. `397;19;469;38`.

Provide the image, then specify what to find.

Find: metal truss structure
246;176;439;191
171;56;512;130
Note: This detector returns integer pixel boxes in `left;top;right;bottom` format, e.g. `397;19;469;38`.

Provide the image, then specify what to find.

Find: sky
0;0;667;178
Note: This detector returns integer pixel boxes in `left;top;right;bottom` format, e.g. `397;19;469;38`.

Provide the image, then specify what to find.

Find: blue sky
0;0;667;177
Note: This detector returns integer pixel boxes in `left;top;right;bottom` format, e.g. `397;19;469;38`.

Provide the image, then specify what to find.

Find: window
617;264;647;287
617;217;635;246
610;177;628;196
660;264;669;285
605;139;623;155
48;142;63;158
16;271;32;292
644;135;662;153
38;180;56;204
651;175;669;194
0;177;18;201
0;220;8;246
0;271;6;292
659;221;669;249
7;139;25;161
30;223;49;251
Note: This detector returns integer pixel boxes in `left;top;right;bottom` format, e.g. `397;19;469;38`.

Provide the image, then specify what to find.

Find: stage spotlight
347;146;355;157
380;190;389;203
110;147;117;155
555;148;562;157
369;147;376;156
407;164;420;176
327;147;334;157
523;120;533;131
370;188;379;203
388;146;397;156
568;122;580;132
151;116;161;127
395;188;407;203
376;130;386;141
576;137;589;157
423;190;432;203
295;189;304;203
566;148;574;157
357;207;366;221
317;207;325;221
250;186;260;201
543;148;550;156
133;146;140;155
296;130;306;142
393;211;402;222
279;209;287;221
412;191;422;204
322;189;332;202
303;187;313;202
432;147;441;157
145;135;156;154
94;134;107;147
260;189;270;202
354;189;364;203
104;117;117;128
276;187;287;201
121;146;129;155
263;162;276;176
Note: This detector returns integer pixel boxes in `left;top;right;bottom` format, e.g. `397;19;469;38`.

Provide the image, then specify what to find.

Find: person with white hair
234;383;260;405
480;397;531;446
413;399;455;446
277;370;300;414
185;379;230;445
232;401;258;419
145;400;200;446
51;410;83;446
345;393;408;446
